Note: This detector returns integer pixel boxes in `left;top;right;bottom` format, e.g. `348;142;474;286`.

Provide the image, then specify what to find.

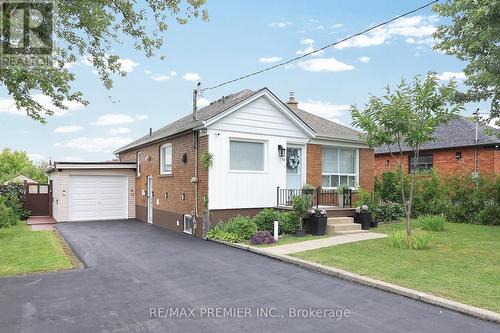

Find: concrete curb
211;239;500;324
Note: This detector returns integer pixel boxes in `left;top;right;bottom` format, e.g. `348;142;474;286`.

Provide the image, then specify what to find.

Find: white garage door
69;175;128;221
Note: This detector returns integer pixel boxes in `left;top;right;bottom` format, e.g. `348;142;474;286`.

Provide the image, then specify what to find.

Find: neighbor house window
322;147;358;188
160;143;172;174
409;155;433;173
184;214;193;234
229;140;265;171
136;151;141;176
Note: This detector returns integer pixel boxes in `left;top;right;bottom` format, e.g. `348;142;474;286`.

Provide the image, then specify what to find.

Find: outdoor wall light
181;193;186;201
385;160;390;165
182;153;188;164
278;145;286;158
62;190;66;197
456;151;462;160
145;155;152;161
130;189;134;196
164;192;168;199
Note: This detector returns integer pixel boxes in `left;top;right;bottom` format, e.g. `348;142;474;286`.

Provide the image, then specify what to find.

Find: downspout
193;130;199;236
473;108;479;176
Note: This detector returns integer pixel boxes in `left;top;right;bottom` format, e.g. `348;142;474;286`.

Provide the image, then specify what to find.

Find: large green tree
351;74;463;236
0;148;47;184
433;0;499;122
0;1;208;123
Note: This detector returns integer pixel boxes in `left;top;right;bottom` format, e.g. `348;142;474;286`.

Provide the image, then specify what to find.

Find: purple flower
250;231;276;245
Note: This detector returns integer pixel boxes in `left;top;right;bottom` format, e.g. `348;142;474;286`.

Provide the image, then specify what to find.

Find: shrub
375;172;401;203
376;201;405;223
387;230;431;250
254;208;280;232
250;231;276;245
412;172;447;217
278;211;300;234
206;227;242;243
223;215;257;240
292;195;312;230
418;215;446;231
0;198;18;229
0;183;30;220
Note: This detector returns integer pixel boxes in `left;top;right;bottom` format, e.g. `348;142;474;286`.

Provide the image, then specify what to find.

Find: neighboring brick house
115;87;374;237
374;116;500;177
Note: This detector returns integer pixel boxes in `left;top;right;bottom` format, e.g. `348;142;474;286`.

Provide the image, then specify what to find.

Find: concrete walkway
259;232;387;255
27;216;56;231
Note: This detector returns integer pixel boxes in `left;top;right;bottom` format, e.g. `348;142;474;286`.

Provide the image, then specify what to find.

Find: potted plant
355;205;372;230
302;183;315;195
307;208;327;235
292;194;311;237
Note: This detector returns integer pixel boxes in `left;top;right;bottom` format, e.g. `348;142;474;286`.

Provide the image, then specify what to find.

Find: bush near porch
364;171;500;225
291;221;500;312
0;183;31;229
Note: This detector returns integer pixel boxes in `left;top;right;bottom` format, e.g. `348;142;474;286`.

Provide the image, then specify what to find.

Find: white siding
207;96;309;209
52;169;135;222
209;96;307;139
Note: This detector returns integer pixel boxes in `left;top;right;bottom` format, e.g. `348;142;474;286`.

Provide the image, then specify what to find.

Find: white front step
335;229;369;235
327;217;354;225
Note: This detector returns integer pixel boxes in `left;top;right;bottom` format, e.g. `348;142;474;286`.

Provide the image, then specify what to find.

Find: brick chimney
286;91;298;109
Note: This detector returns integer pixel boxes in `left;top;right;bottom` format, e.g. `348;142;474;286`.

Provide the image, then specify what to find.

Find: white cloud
170;71;178;77
82;54;138;73
109;127;131;135
296;39;325;57
55;136;132;153
28;153;46;163
135;114;149;120
0;94;85;116
335;15;437;50
298;58;354;72
359;56;370;63
183;72;201;82
197;97;210;108
95;114;134;126
269;21;291;28
259;56;282;63
330;23;343;28
436;71;466;81
54;125;83;133
116;58;139;73
144;70;152;75
150;73;170;81
298;100;350;123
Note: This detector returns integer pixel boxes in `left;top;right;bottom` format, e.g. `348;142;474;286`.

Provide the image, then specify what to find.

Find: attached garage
47;162;136;222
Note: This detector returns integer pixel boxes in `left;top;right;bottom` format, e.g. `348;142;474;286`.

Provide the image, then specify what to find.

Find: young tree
0;1;208;123
351;74;463;236
0;148;47;184
433;0;499;122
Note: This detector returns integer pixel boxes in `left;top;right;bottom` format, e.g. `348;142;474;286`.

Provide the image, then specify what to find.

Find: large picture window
229;140;265;171
322;147;358;188
160;143;172;174
409;155;433;173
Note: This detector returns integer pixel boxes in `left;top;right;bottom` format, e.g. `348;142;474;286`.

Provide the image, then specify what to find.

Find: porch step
326;223;362;235
327;217;354;225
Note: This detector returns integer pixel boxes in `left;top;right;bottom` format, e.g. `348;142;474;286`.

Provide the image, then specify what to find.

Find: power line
200;0;439;92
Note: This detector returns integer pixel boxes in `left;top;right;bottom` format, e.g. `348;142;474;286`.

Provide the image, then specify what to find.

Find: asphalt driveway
0;220;497;333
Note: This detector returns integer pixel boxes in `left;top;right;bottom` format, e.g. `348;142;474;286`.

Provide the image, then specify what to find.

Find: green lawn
243;234;329;247
0;222;75;276
291;222;500;313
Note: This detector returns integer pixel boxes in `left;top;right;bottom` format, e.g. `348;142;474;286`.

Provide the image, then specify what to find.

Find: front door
147;176;153;224
286;146;303;188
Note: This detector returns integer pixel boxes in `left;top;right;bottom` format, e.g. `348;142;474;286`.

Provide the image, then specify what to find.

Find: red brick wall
375;146;500;177
359;148;374;192
306;144;322;187
118;131;207;237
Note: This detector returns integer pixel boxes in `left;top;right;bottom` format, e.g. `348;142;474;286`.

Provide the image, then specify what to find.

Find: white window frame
321;147;359;190
160;143;173;175
228;139;267;173
136;151;141;177
183;214;193;234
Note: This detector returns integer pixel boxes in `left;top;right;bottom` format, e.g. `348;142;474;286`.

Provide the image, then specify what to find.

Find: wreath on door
288;154;300;169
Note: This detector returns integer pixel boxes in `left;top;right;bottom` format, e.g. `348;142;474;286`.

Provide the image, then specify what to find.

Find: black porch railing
276;187;352;208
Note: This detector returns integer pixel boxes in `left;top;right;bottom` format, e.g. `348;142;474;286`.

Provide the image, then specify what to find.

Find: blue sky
0;0;480;163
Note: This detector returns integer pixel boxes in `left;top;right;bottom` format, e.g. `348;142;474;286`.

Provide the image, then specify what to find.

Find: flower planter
370;220;378;228
308;216;327;236
356;212;372;230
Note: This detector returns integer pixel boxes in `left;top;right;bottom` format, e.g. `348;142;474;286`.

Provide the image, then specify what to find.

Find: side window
136;151;141;176
160;143;172;174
